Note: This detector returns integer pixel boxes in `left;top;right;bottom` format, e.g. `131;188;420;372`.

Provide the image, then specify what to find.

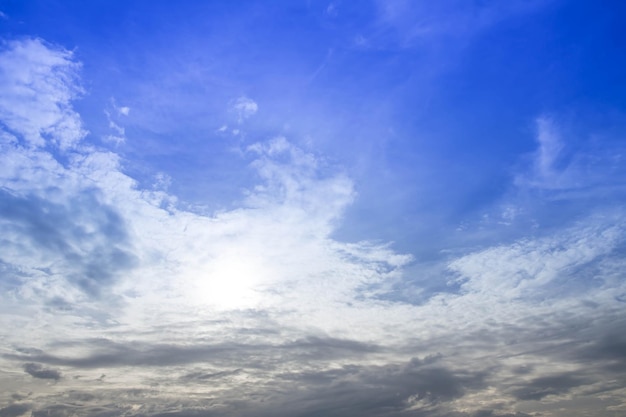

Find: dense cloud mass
1;1;626;416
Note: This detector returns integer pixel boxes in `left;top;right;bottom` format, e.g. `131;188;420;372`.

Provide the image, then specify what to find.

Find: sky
0;1;626;416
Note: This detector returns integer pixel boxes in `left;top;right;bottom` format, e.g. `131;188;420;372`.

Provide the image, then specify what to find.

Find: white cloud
152;172;172;190
102;134;125;146
515;116;565;189
108;120;124;136
232;96;258;123
534;116;563;178
0;38;86;149
449;217;625;300
102;101;128;145
110;97;130;116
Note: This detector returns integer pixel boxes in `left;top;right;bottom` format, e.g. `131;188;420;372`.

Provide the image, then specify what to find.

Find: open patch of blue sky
1;1;626;416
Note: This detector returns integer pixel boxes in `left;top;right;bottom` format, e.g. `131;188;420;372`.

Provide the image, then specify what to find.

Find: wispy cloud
0;38;86;149
371;0;551;48
102;98;130;146
232;96;258;123
514;116;626;195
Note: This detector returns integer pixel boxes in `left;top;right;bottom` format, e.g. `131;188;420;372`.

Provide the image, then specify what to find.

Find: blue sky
1;1;626;416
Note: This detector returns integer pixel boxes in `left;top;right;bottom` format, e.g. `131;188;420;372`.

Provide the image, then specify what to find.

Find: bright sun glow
189;253;267;310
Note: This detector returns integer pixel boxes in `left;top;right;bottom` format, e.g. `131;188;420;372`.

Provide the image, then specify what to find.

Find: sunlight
190;253;266;310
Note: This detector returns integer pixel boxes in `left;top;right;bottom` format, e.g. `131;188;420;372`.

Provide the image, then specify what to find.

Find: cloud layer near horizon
1;37;626;417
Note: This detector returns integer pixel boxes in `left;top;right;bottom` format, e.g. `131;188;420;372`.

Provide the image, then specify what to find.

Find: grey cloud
0;188;137;296
474;315;626;398
7;336;381;369
511;365;533;375
0;351;549;417
23;363;61;380
139;412;219;417
261;359;486;417
288;336;381;358
45;296;75;312
5;342;489;417
555;325;625;379
0;404;31;417
31;404;129;417
579;332;626;372
150;360;485;417
15;347;45;356
66;392;96;402
22;392;217;417
510;373;586;401
472;412;533;417
523;315;626;374
181;368;243;382
31;405;75;417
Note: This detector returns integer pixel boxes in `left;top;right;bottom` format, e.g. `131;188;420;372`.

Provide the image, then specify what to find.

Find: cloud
449;218;626;300
0;186;138;297
117;106;130;116
534;116;564;180
325;3;338;18
0;404;30;417
510;373;587;401
6;335;383;370
514;116;566;189
102;99;129;145
257;359;486;417
514;116;626;198
0;38;86;149
180;368;243;382
23;363;61;380
8;354;486;417
231;96;258;122
472;412;533;417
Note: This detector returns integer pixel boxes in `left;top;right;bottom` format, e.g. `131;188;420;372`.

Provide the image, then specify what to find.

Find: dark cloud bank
5;314;626;417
